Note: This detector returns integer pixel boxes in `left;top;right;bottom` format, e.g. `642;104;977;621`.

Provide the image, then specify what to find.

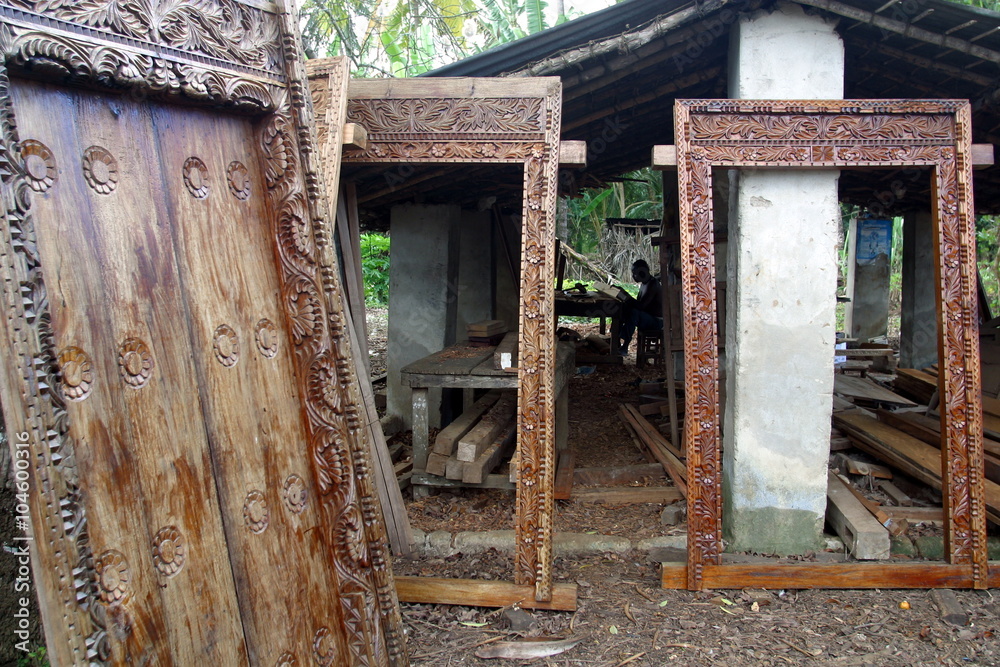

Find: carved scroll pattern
936;103;987;583
0;63;103;664
0;1;283;110
676;99;986;590
269;17;406;664
340;88;562;601
674;102;723;590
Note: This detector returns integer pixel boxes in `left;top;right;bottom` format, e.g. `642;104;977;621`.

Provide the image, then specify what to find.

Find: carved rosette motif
82;146;118;195
117;338;153;388
151;525;185;577
20;138;56;192
227;161;251;200
243;490;269;534
57;346;94;401
94;550;131;605
275;652;298;667
182;157;210;199
313;627;336;667
675;99;985;589
282;474;308;514
256;318;278;358
213;324;239;367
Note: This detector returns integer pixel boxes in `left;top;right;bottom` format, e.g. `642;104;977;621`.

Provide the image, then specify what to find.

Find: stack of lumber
426;390;518;484
833;409;1000;526
467;319;508;346
833;374;916;409
618;404;686;496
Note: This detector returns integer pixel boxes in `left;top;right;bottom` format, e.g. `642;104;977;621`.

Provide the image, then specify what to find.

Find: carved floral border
339;85;562;601
674;99;986;590
0;3;406;666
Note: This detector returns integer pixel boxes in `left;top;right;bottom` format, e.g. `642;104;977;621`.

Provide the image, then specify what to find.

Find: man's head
631;259;652;284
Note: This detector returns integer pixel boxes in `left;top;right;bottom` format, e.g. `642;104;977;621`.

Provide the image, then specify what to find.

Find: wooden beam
651;145;677;170
342;123;368;150
463;425;516;484
395;577;577;611
433;390;503;456
553;451;575;500
797;0;1000;64
973;143;995;169
661;563;994;590
571;486;682;504
457;395;516;462
559;140;587;168
574;463;666;486
826;471;891;560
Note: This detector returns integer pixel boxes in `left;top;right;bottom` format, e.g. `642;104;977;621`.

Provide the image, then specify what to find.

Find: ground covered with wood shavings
395;550;999;666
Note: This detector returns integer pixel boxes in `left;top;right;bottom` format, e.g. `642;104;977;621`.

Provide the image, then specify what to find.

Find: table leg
411;387;431;499
556;383;569;451
599;316;607;335
463;388;474;412
610;315;621;355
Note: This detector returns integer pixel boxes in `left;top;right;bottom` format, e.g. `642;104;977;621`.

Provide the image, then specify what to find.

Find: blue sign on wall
856;219;893;264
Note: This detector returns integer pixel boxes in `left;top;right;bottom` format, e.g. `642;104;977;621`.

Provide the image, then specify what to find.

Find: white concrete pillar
722;3;844;554
900;211;938;369
387;204;461;429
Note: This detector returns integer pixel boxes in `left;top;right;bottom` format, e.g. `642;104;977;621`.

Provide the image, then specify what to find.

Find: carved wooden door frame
667;99;991;591
333;76;562;601
0;2;405;664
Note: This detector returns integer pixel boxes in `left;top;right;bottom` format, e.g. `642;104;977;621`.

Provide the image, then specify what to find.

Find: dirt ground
366;310;1000;666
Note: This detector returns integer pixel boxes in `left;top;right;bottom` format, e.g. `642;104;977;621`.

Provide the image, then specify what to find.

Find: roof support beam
858;41;995;87
797;0;1000;63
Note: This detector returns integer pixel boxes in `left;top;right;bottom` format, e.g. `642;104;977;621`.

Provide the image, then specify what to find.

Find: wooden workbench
401;341;575;494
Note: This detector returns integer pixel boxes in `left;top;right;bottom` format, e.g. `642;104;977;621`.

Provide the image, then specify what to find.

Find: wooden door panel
152;103;351;664
11;80;249;663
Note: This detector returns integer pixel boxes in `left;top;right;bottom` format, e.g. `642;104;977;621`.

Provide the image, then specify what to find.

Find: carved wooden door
0;3;405;666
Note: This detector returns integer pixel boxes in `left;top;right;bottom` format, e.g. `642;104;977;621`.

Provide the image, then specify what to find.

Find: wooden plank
572;486;683;504
834;375;917;407
883;506;945;522
661;563;983;590
553;451;576;500
425;451;450;477
892;368;938;405
836;348;894;358
834;411;1000;526
843;457;893;479
574;464;666;486
931;589;970;625
463;425;517;484
445;456;467;481
620;405;687;495
972;143;995;168
412;472;515;491
457;395;516;462
826;472;891;560
494;331;518;371
878;480;913;506
395;577;577;611
433;389;503;455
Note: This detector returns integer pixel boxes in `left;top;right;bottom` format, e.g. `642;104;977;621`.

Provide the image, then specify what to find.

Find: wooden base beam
395;577;577;610
661;563;1000;590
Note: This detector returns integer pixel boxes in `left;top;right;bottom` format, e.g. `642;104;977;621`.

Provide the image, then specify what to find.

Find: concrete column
456;209;495;335
722;3;844;554
900;211;938;369
387;204;461;429
849;218;893;341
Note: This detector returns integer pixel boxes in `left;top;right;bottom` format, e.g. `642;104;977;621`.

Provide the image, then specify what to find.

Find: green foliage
299;0;583;78
17;646;49;667
360;232;391;306
977;214;1000;317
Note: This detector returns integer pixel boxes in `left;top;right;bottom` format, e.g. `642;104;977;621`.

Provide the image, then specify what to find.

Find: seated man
619;259;663;354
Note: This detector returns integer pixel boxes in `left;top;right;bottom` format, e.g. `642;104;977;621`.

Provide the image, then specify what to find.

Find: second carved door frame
664;98;991;591
329;74;564;602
